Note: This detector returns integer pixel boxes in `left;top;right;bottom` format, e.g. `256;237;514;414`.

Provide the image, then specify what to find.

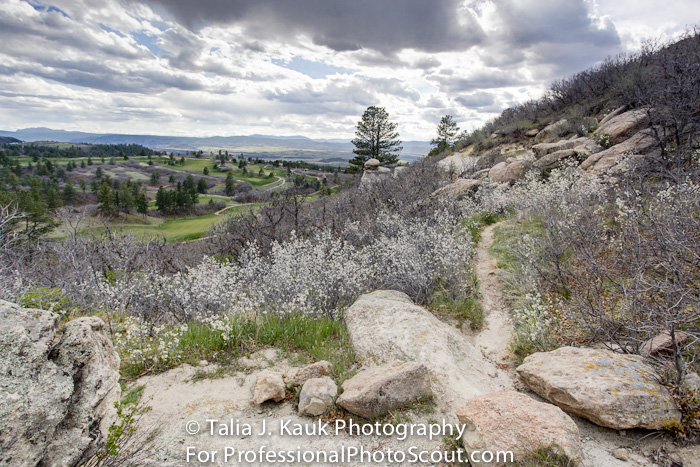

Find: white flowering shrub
85;209;474;323
511;292;560;360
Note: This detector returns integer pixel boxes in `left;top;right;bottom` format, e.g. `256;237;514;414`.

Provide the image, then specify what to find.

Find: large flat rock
517;346;681;430
344;290;511;409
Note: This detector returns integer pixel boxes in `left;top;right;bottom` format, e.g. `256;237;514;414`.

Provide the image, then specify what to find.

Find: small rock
252;370;285;405
298;377;337;416
612;448;629;461
287;361;333;387
198;360;209;367
682;372;700;393
640;331;689;357
337;361;431;418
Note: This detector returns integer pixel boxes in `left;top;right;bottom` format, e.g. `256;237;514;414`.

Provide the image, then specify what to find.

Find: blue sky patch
271;57;353;79
132;31;170;57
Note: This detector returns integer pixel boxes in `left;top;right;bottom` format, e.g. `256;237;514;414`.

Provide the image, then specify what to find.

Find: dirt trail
473;222;513;364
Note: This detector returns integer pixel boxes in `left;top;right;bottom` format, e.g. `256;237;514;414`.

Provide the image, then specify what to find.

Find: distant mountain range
0;127;431;160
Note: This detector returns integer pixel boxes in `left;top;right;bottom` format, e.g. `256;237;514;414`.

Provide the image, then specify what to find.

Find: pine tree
430;115;460;154
349;106;402;171
224;172;236;195
197;177;208;194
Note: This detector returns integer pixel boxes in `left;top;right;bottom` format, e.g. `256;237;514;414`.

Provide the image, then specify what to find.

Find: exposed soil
473;223;513;365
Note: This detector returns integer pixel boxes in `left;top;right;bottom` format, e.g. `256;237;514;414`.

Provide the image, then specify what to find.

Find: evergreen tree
197;177;208;194
97;182;114;213
62;182;77;204
183;174;196;191
224;172;236;195
155;186;169;212
349;106;402;171
430;115;460;154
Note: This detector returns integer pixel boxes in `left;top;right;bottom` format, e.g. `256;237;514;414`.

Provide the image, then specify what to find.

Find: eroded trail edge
474;222;513;365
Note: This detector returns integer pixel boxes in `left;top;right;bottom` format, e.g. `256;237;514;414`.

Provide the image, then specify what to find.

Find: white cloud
0;0;698;140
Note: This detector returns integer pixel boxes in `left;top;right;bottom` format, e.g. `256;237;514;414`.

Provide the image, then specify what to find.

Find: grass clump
431;292;484;331
116;313;356;385
120;385;145;406
516;444;577;466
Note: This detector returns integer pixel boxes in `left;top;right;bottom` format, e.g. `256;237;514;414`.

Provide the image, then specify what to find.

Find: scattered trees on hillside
349;106;402;171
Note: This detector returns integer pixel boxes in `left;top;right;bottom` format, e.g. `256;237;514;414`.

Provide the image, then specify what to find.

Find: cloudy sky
0;0;698;140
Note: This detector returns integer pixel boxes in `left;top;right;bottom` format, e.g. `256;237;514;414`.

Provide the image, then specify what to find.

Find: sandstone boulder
532;137;589;158
682;372;700;393
438;146;477;174
641;331;689;357
517;346;681;429
594;108;650;145
43;317;122;467
359;165;391;188
489;160;530;184
430;178;481;200
252;370;286;404
534;149;578;170
0;300;121;467
287;361;333;387
364;158;380;169
337;361;431;418
457;391;582;466
298;377;337;416
580;129;658;175
534;119;570;143
599;105;628;126
344;291;511;408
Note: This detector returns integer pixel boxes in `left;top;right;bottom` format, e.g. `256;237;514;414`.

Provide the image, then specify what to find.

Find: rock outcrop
457;391;582;466
359;158;391;187
517;346;681;430
344;290;511;408
430;178;481;200
298;377;337;416
533;148;578;170
0;300;121;467
337;361;431;418
534;119;570;143
580;129;658;175
252;370;286;404
594;108;650;145
488;159;531;184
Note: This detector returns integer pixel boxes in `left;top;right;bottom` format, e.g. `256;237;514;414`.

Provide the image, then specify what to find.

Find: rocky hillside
440;29;699;185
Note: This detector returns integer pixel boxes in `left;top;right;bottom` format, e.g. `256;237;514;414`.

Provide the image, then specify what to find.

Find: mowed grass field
88;203;260;241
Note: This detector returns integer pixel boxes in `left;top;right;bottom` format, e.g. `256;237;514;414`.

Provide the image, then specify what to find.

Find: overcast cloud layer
0;0;698;140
